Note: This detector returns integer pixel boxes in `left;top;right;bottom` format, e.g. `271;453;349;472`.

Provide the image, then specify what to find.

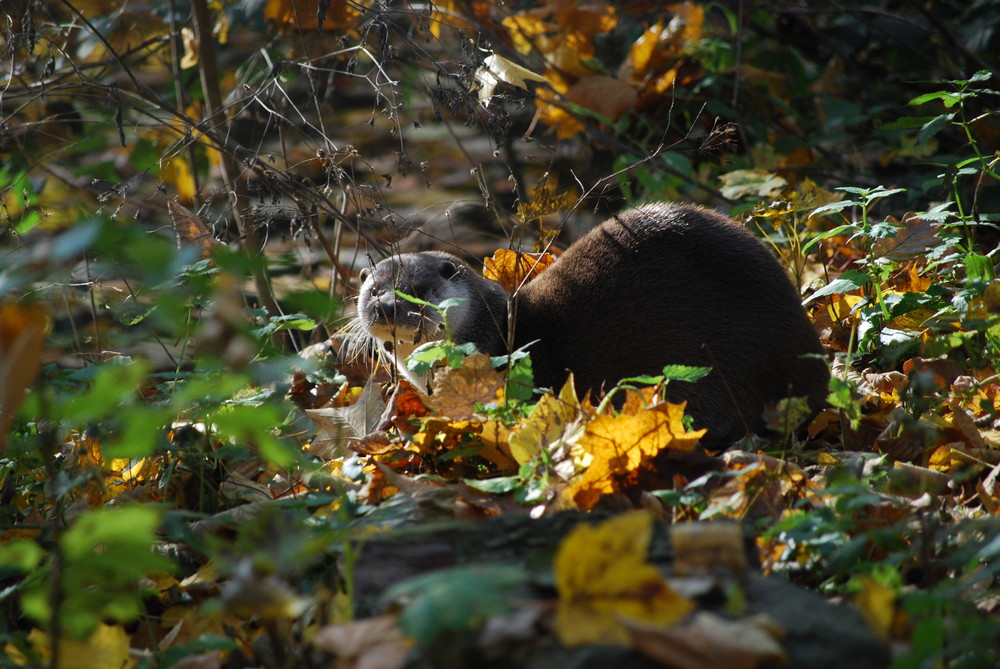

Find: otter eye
439;260;458;279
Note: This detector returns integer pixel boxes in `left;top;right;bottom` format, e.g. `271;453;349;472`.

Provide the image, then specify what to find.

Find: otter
357;203;829;446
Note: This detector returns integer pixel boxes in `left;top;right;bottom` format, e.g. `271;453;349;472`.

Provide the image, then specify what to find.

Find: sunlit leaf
483;249;555;293
554;511;693;646
570;401;705;509
475;53;549;107
508;375;581;465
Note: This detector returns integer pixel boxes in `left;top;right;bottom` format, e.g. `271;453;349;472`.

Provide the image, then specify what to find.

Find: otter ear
438;259;459;279
359;267;370;283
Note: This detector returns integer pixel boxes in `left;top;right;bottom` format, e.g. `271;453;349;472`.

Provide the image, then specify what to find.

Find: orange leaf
483;249;555;293
0;302;50;451
571;402;705;509
264;0;358;32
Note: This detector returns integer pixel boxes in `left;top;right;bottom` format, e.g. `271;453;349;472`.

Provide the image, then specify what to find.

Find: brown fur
358;203;829;446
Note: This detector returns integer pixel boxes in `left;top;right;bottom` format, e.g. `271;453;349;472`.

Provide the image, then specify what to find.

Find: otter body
358;203;828;446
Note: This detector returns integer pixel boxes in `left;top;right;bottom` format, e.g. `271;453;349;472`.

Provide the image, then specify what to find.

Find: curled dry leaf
424;352;503;420
168;200;217;257
474;53;549;107
508;375;582;465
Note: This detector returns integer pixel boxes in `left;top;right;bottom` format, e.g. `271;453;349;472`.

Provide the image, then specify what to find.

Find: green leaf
917;113;954;145
804;270;870;303
661;364;712;383
810;202;857;217
0;540;43;578
463;476;519;494
385;565;529;642
874;115;942;130
446;342;478;368
964;253;994;282
801;223;860;253
908;90;955;106
23;506;174;639
212;403;299;467
63;359;150;423
504;354;535;401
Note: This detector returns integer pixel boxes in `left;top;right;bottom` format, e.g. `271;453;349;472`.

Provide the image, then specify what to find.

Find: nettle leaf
917;113;954;145
964;253;995;282
661;364;712;383
869;219;905;239
875;114;942;130
802;223;861;254
804;270;870;304
810;201;857;217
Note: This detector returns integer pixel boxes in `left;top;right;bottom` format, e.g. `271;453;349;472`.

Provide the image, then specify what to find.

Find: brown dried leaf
624;611;786;669
168;200;216;256
670;521;748;576
305;379;387;458
424;352;503;420
874;213;944;261
314;614;412;669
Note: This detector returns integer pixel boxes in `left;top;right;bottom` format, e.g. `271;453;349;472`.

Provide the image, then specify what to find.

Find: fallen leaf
168;200;216;256
306;379;386;456
624;611;786;669
508;375;582;465
424;352;503;420
852;576;896;642
570;402;705;510
554;511;693;646
314;614;412;669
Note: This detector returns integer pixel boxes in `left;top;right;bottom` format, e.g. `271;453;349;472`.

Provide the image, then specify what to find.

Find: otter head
357;252;474;382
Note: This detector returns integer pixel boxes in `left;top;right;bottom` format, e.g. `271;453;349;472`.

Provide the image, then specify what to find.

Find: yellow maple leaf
508;375;581;464
554;511;693;646
570;402;705;509
552;3;617;60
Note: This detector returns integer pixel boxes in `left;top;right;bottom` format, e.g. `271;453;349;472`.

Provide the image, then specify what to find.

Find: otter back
358;202;829;446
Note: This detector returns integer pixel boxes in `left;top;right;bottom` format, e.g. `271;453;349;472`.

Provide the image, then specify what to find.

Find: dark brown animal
357;203;828;446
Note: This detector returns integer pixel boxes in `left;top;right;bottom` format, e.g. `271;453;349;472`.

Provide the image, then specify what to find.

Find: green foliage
384;565;529;643
21;507;174;639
